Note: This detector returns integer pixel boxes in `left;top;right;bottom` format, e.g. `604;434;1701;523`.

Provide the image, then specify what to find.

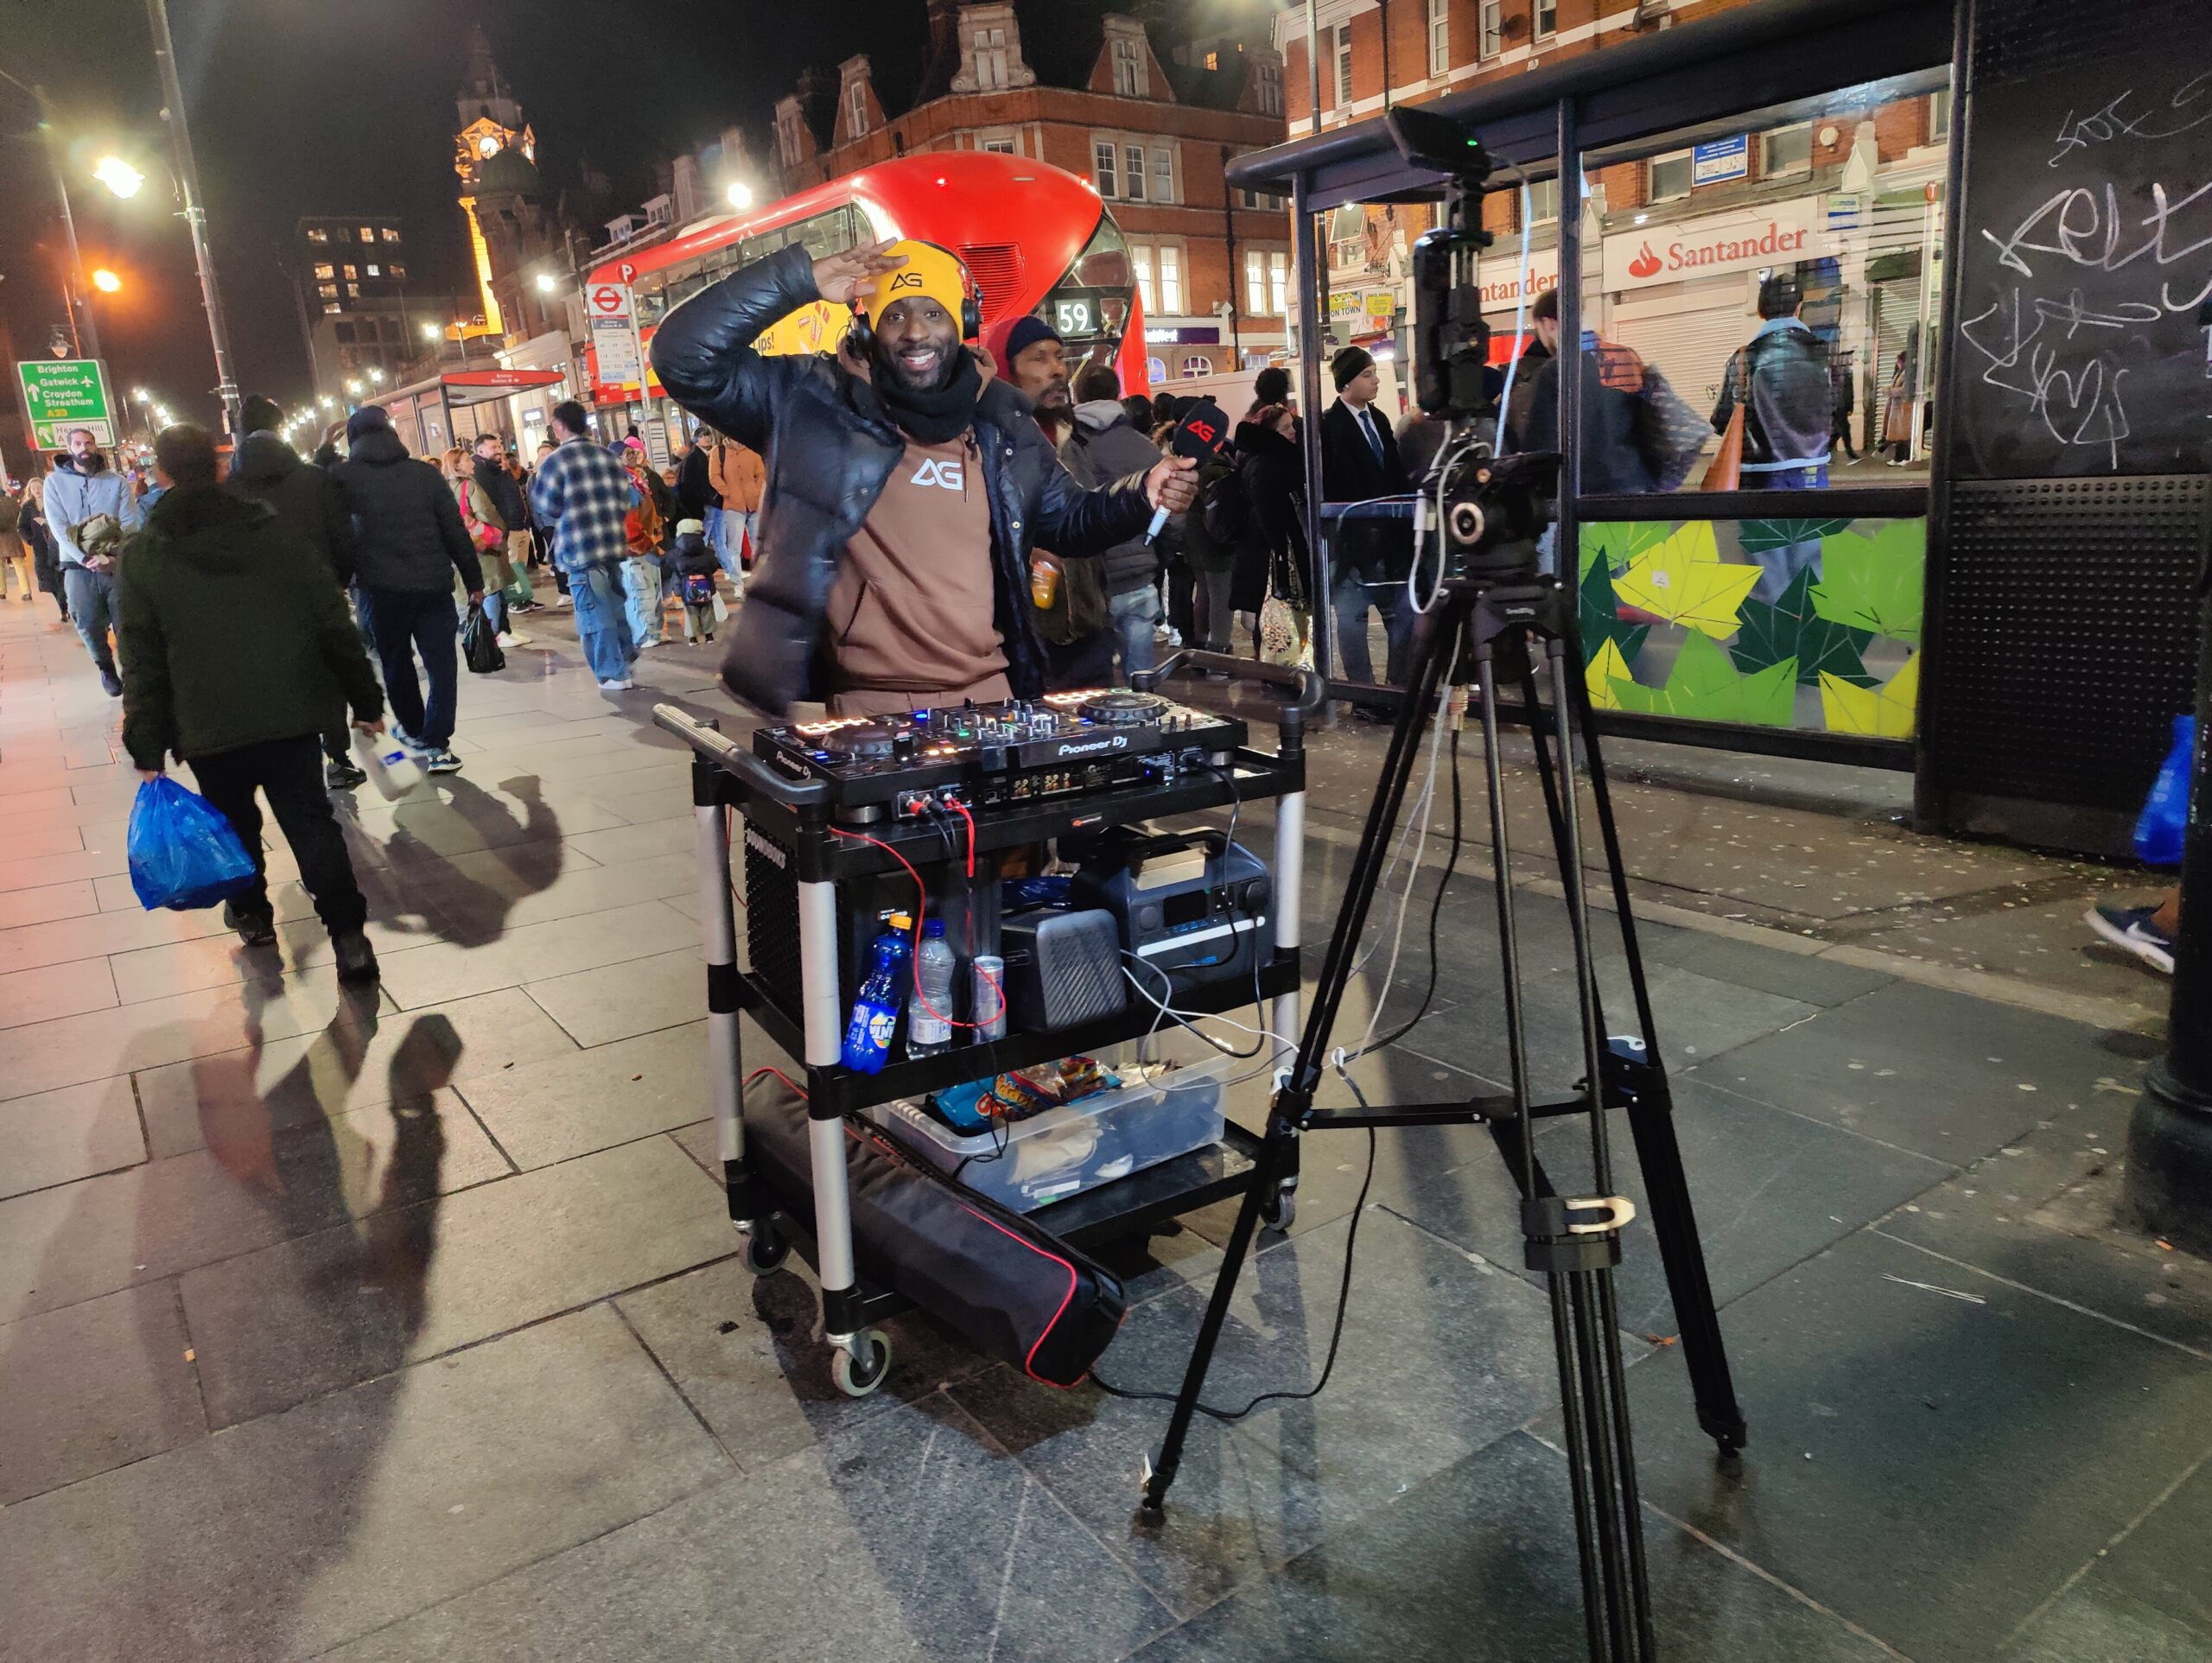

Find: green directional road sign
16;359;116;447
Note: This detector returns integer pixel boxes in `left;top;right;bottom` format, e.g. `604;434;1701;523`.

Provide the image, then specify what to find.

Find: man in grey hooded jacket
45;428;144;695
1058;362;1166;677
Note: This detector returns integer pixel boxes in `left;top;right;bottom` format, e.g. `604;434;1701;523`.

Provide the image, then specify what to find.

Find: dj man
651;238;1196;715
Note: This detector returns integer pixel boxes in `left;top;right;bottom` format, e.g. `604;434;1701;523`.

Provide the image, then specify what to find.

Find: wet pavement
0;591;2202;1662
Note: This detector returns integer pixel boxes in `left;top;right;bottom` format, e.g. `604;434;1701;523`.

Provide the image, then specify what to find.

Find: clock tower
452;25;534;339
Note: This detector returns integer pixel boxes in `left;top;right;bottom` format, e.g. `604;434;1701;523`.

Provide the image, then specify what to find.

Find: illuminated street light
132;385;150;400
91;268;122;294
319;395;335;410
366;367;385;385
422;321;442;342
345;378;362;396
93;156;146;199
535;273;557;294
727;181;753;210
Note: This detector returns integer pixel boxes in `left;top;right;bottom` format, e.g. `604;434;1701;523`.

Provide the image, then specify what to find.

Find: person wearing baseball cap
649;233;1198;716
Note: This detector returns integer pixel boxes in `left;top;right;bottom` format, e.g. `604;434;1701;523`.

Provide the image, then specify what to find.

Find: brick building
770;0;1292;381
1271;0;1950;444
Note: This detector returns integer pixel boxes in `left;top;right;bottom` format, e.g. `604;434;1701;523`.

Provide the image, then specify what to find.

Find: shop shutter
1609;300;1759;416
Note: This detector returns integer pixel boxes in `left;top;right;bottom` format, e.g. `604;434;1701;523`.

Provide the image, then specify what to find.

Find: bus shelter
380;368;568;461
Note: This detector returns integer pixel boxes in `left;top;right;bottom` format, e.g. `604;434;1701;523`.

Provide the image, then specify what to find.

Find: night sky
0;0;925;452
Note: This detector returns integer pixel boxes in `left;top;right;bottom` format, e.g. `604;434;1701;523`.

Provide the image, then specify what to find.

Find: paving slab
2000;1579;2212;1662
452;1020;708;1169
372;898;696;1011
0;1072;146;1199
521;944;703;1048
0;1304;729;1662
178;1133;728;1426
0;1280;204;1504
0;876;99;930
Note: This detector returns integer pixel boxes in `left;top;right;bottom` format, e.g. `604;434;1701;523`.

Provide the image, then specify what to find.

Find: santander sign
1602;204;1825;291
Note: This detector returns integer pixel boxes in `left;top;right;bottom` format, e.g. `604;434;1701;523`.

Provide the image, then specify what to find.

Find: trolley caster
1260;1189;1297;1233
832;1330;893;1398
741;1223;789;1275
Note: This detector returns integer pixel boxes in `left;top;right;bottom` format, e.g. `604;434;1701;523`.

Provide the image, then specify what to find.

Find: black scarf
873;344;982;445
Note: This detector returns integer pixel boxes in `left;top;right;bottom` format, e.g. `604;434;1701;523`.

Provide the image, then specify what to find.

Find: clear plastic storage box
863;1056;1228;1213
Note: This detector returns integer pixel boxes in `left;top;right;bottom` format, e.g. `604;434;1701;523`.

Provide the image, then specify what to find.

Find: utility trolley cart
653;672;1312;1397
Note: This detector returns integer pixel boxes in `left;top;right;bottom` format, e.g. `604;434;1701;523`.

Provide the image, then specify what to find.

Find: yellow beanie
863;241;973;336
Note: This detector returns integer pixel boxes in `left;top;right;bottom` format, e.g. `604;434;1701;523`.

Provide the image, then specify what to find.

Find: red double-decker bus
583;152;1147;408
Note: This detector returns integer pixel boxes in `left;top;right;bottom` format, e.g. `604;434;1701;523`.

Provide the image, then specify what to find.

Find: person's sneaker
331;930;380;984
511;600;545;614
554;593;574;608
597;676;638;692
222;899;277;947
325;756;369;790
2086;903;2175;974
422;747;463;774
497;630;534;649
99;667;123;697
392;728;428;754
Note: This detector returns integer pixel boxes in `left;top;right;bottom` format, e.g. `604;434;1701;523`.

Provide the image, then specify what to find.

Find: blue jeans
63;566;116;674
1109;585;1160;679
1745;462;1829;603
623;555;664;645
571;562;637;684
364;587;459;750
1330;568;1414;686
705;507;749;583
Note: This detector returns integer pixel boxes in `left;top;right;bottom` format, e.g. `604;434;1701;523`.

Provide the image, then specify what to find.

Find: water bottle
906;919;956;1058
354;731;423;799
840;922;912;1074
971;955;1007;1042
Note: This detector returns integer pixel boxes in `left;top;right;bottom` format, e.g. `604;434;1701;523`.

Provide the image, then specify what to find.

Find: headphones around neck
844;240;983;360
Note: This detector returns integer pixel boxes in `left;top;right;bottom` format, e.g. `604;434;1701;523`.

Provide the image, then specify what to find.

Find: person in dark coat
229;394;368;790
1059;362;1167;676
20;473;66;620
1319;346;1414;693
1232;403;1308;659
118;423;385;981
331;405;480;773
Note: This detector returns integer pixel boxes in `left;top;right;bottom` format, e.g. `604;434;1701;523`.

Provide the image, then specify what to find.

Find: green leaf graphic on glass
1606;631;1796;727
1738;517;1851;555
1732;568;1875;688
1580;555;1649;667
1810;521;1925;644
1580;520;1671;578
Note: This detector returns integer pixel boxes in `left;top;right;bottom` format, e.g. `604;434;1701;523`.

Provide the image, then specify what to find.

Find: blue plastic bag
127;776;257;911
2133;715;2197;870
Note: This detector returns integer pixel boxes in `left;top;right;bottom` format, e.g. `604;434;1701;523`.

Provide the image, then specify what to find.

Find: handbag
1636;366;1713;493
1700;345;1752;492
461;600;505;674
1258;587;1312;670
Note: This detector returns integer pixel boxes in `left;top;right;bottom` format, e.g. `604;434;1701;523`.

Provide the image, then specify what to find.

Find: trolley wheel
742;1223;789;1275
1260;1190;1297;1233
833;1330;893;1398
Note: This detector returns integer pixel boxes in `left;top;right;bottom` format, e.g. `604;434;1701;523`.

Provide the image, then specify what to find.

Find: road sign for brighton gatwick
16;358;116;447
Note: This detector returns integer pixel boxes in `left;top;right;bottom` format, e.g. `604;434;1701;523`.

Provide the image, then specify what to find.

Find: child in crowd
668;517;721;644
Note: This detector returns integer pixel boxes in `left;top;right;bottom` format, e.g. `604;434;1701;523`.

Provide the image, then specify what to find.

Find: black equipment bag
461;601;505;674
742;1077;1128;1387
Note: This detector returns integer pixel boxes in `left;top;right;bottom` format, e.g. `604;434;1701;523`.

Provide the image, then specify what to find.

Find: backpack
1198;460;1249;549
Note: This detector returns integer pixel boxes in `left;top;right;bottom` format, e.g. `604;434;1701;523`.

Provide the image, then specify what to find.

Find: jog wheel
827;723;899;759
1080;690;1168;726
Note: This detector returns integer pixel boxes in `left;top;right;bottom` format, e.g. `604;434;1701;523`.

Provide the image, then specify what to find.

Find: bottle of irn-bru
1030;552;1062;610
840;915;913;1073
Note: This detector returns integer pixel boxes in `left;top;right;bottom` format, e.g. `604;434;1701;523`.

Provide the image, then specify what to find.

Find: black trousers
188;734;367;935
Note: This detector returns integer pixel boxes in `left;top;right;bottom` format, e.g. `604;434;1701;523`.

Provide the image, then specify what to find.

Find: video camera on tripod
1387;104;1560;587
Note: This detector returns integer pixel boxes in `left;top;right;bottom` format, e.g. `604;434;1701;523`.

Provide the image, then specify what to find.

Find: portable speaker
1001;908;1125;1033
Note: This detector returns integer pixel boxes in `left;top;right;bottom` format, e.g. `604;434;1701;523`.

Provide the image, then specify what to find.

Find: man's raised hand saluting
811;238;907;307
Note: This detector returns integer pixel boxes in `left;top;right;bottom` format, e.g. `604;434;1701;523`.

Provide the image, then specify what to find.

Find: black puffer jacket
474;455;528;533
648;244;1153;713
332;427;478;595
1231;419;1309;615
1058;402;1164;597
229;431;359;583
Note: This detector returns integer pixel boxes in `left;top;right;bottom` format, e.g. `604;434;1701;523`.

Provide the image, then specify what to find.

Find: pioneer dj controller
753;690;1246;817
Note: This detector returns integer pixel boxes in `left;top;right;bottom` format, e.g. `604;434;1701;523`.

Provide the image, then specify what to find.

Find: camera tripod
1137;570;1747;1663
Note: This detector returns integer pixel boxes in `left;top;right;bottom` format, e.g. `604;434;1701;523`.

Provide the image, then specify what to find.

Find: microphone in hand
1145;399;1230;544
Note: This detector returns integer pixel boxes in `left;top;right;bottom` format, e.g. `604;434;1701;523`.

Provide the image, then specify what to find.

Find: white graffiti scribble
1960;289;2134;468
2049;74;2212;168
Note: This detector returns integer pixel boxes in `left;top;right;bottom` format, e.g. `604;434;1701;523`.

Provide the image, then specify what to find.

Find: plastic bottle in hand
906;918;955;1057
354;730;423;799
841;919;912;1074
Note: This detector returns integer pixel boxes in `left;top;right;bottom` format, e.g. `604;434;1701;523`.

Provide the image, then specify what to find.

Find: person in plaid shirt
528;401;639;689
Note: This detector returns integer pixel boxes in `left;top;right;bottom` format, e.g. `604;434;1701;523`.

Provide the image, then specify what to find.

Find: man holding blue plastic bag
118;425;387;983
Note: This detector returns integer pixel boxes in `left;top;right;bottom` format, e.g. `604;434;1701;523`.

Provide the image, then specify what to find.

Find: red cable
829;824;1005;1031
744;1064;807;1098
950;798;977;879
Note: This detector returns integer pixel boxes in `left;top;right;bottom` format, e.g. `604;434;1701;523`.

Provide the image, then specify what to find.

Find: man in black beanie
230;394;367;788
1319;344;1413;701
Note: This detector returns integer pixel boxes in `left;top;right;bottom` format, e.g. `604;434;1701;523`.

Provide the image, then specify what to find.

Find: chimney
923;0;963;92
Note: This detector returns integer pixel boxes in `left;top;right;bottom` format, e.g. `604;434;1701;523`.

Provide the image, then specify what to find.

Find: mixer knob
892;731;918;761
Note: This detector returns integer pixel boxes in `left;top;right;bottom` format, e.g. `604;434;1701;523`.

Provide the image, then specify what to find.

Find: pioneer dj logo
1055;735;1129;758
910;457;964;490
743;826;788;869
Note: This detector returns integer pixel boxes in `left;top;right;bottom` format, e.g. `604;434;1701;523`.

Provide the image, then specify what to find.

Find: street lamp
92;156;144;198
91;268;122;294
366;366;385;385
345;378;362;397
535;272;557;294
727;181;753;210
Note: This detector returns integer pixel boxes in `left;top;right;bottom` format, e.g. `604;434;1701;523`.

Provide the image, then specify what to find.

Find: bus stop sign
17;359;116;447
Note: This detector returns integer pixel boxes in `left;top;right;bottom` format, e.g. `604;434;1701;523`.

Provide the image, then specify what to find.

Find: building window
307;227;328;244
1152;145;1174;204
1133;244;1156;313
313;263;334;281
358;225;375;243
1111;36;1146;97
1649;149;1692;200
973;26;1009;90
1479;1;1503;58
779;110;803;168
1928;87;1952;142
1245;249;1289;314
390;262;406;279
365;263;381;277
1180;353;1211;378
381;227;401;244
1242;181;1285;212
1526;176;1560;225
847;82;868;140
1254;58;1282;116
345;282;359;298
1204;50;1218;71
1094;139;1117;197
1535;0;1557;37
1428;0;1451;77
1762;123;1812;179
980;133;1017;155
1335;25;1353;106
341;264;357;281
334;322;356;343
321;301;341;315
1156;244;1182;313
1124;143;1147;201
317;282;339;300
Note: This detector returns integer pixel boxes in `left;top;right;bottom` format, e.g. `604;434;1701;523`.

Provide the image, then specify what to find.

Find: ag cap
863;241;976;339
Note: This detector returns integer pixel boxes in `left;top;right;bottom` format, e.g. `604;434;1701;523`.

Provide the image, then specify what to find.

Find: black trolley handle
652;704;832;811
1130;653;1322;755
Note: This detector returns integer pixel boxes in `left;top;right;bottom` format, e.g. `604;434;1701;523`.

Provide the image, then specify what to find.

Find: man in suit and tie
1319;346;1414;704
